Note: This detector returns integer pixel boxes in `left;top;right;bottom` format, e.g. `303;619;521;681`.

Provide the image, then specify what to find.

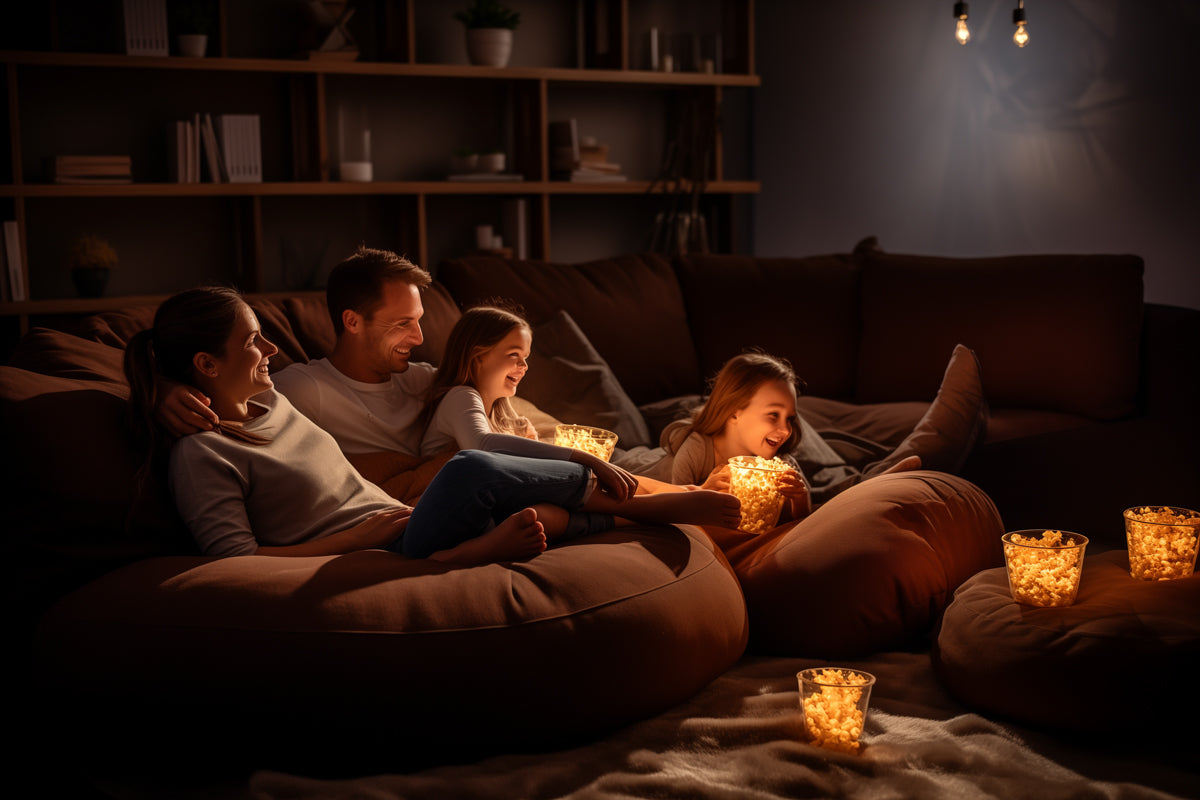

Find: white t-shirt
169;389;403;558
271;358;436;455
421;384;579;462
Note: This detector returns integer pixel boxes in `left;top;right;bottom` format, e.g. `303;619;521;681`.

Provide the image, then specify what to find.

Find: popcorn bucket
1123;506;1200;581
1001;530;1088;607
554;424;618;462
727;455;789;533
797;668;875;754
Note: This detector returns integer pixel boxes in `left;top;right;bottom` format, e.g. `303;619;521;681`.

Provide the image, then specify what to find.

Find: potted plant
68;235;118;298
455;0;521;68
173;0;214;57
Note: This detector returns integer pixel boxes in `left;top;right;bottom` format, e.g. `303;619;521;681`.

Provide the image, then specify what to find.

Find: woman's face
473;325;531;402
209;303;279;402
724;379;797;459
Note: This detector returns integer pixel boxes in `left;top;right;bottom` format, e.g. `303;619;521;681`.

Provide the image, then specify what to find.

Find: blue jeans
395;450;612;559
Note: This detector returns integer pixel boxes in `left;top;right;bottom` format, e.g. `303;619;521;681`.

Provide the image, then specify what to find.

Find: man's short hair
325;246;432;335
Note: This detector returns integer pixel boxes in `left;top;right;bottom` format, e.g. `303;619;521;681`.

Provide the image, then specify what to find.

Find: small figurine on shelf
69;235;118;298
455;0;521;67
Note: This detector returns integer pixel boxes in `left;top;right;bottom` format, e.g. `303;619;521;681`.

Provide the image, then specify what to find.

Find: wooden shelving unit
0;0;758;340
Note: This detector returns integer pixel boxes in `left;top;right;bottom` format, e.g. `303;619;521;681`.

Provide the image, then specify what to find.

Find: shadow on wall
753;0;1200;310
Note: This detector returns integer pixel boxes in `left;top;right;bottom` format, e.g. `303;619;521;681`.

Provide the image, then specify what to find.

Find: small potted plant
173;0;214;57
455;0;521;68
69;235;118;298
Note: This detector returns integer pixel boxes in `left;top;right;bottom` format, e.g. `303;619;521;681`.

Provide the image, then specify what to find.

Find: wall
753;0;1200;310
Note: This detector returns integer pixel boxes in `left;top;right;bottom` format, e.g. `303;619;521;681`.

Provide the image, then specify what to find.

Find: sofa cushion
932;550;1200;732
518;310;652;448
856;248;1144;420
7;326;126;382
711;471;1004;657
33;525;748;767
438;254;701;405
0;364;191;557
674;254;861;399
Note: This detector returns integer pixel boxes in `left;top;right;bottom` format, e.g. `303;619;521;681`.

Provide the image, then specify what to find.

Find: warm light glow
1012;1;1029;48
1013;21;1029;47
955;18;971;45
953;2;971;45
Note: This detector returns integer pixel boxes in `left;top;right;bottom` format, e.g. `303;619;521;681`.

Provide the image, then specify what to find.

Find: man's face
357;280;425;379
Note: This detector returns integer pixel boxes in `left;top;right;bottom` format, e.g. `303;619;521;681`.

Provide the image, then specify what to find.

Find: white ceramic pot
178;34;208;58
477;152;506;173
466;28;513;67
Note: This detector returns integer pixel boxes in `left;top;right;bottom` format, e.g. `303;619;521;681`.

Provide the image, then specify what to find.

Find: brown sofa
7;238;1192;775
440;239;1200;552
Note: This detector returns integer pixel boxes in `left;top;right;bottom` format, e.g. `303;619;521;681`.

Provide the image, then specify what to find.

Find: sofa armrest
1139;302;1200;423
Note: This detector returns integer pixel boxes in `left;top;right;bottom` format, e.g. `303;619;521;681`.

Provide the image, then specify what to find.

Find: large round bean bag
32;525;747;772
708;471;1004;657
932;550;1200;732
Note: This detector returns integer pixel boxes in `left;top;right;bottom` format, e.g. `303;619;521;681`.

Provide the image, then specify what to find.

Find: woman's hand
158;383;219;437
256;506;414;557
579;454;639;502
345;507;413;550
700;464;731;492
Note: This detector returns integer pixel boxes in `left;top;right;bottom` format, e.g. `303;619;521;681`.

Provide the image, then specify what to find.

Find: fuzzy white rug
249;652;1197;800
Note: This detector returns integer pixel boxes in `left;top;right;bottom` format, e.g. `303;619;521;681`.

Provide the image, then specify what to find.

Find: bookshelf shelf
0;0;758;343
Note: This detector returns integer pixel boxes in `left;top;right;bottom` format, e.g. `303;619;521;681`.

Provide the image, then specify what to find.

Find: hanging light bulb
953;2;971;45
1012;1;1030;47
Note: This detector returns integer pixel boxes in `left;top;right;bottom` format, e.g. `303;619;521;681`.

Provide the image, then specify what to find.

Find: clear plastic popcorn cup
797;667;876;754
727;455;789;533
1002;530;1088;607
554;424;618;462
1123;506;1200;581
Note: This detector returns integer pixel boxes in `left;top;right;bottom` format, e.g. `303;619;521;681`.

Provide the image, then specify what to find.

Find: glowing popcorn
727;455;790;533
1123;506;1200;581
1002;529;1088;607
797;668;875;754
554;424;617;462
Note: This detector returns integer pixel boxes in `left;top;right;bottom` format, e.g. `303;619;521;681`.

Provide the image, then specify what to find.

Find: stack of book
574;137;626;182
548;119;627;182
168;113;262;184
50;155;133;184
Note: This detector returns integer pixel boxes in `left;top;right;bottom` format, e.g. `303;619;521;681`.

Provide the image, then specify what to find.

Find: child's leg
402;450;593;558
583;488;742;529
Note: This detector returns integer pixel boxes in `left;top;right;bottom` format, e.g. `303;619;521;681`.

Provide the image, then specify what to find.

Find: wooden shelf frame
0;0;758;330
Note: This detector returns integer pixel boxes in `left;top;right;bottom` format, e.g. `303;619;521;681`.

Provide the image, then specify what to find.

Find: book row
168;113;263;184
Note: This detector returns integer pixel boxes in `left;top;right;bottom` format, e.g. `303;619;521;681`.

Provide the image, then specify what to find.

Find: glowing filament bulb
1013;21;1029;47
953;2;971;45
1012;1;1029;48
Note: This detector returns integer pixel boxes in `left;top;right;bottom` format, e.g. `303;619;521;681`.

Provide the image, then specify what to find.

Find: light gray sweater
170;389;403;557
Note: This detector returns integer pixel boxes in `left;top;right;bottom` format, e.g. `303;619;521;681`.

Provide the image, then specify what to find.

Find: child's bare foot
880;455;921;475
430;507;546;566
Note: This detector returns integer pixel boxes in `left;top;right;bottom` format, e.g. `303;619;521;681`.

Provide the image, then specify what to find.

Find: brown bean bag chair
932;550;1200;732
707;470;1004;657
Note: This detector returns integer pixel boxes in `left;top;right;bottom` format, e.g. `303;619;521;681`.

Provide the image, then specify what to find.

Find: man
162;247;442;491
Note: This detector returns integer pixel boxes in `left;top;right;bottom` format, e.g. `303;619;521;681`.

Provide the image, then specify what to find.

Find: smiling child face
473;325;531;402
724;378;797;459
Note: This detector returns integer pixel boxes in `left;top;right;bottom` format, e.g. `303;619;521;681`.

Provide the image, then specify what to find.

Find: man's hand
158;383;219;437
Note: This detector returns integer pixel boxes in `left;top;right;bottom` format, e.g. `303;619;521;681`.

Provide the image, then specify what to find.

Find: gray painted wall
753;0;1199;309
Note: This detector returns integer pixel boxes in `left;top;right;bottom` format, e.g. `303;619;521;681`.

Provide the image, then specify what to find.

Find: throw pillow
864;344;989;476
518;310;652;449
